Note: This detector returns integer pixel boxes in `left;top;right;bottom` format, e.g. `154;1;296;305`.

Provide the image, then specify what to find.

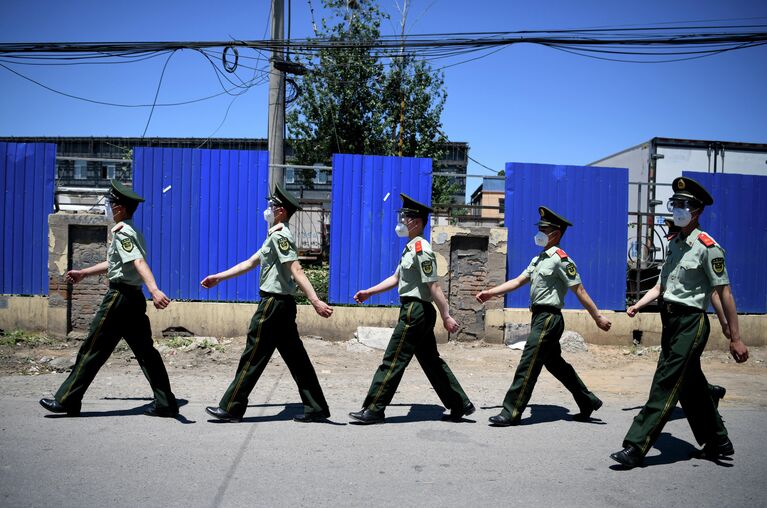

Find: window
285;167;295;184
101;164;116;180
74;160;87;180
498;198;505;212
313;164;328;185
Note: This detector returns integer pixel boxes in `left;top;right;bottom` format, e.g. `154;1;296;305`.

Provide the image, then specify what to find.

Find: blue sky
1;0;766;200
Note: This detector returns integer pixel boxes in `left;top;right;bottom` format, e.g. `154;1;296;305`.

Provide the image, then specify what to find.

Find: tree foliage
287;0;452;199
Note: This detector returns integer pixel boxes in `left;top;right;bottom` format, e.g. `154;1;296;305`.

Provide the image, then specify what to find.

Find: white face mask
263;207;274;225
105;202;114;222
672;207;692;227
534;231;549;247
395;223;409;237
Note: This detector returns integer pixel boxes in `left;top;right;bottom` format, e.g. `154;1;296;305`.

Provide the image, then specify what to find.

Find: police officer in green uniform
348;193;474;424
611;177;749;468
40;180;179;418
202;184;333;423
476;206;612;427
667;218;728;409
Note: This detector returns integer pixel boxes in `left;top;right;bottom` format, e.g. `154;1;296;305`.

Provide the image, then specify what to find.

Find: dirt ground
2;332;765;410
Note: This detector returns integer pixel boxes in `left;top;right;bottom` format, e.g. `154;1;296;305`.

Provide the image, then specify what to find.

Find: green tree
287;0;450;196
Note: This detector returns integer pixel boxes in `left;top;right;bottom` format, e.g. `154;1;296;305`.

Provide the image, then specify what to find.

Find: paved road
1;372;764;507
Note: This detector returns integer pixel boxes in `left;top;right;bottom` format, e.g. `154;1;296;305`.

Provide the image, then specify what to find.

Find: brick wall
68;226;108;334
431;226;507;341
48;213;111;338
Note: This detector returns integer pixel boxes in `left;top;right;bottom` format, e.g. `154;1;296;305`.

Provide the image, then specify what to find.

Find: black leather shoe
144;403;179;418
700;436;734;459
710;385;726;408
349;408;385;425
40;398;80;417
205;406;242;422
488;413;517;427
294;410;331;423
610;445;643;468
573;397;603;422
445;401;476;422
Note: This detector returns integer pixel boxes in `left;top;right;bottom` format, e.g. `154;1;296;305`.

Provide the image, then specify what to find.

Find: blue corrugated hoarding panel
329;154;432;305
0;142;55;295
504;162;628;310
683;171;767;314
132;147;269;302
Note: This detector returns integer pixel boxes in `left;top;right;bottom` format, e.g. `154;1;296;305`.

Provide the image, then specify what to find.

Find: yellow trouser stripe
640;313;705;454
61;290;120;402
226;297;274;412
511;314;553;420
370;302;414;409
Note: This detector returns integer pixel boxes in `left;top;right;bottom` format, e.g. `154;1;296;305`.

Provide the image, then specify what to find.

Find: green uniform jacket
258;223;299;295
396;236;439;302
107;219;146;286
661;228;729;310
521;245;581;308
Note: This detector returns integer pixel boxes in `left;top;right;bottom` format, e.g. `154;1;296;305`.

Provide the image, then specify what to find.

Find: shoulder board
556;248;568;259
415;240;422;253
111;222;124;233
697;233;716;247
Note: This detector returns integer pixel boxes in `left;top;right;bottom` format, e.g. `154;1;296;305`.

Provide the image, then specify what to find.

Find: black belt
401;297;428;305
661;301;703;315
109;282;143;292
259;290;294;301
531;305;562;315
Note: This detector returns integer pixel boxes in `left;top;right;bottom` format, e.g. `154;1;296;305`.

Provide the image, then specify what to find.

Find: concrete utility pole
268;0;285;191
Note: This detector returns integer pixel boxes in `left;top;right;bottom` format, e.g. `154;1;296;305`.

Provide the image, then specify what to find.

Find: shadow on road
609;432;732;470
206;402;346;426
44;398;194;423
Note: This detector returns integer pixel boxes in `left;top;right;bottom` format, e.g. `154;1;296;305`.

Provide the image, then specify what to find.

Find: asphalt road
1;372;764;508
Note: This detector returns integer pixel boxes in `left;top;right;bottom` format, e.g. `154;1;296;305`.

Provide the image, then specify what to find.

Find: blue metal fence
132;147;269;302
329;153;432;305
0;142;55;295
504;162;628;310
683;171;767;314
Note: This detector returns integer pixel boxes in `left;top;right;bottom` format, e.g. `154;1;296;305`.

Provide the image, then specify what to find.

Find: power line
141;50;176;137
467;155;500;174
0;60;263;107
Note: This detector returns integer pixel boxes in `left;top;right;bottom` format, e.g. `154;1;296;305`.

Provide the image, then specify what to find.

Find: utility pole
268;0;285;191
396;0;409;157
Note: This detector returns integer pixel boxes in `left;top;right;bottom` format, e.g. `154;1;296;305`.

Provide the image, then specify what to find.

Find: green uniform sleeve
520;257;537;279
417;250;439;284
703;245;729;286
114;230;143;264
557;258;582;287
273;231;298;264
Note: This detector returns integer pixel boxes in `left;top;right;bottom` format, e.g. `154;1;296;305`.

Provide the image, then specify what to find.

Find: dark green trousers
218;294;329;418
362;298;470;413
55;284;177;412
623;310;727;455
500;308;599;422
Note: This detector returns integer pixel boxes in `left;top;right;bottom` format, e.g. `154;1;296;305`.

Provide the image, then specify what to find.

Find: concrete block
355;326;394;350
504;322;530;346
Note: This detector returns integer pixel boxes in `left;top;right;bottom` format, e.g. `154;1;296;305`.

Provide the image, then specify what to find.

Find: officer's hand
595;315;612;331
475;290;493;303
730;339;749;363
152;289;171;310
66;270;85;285
443;316;459;333
722;322;732;340
626;305;639;318
312;299;333;318
353;290;371;304
200;275;221;289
